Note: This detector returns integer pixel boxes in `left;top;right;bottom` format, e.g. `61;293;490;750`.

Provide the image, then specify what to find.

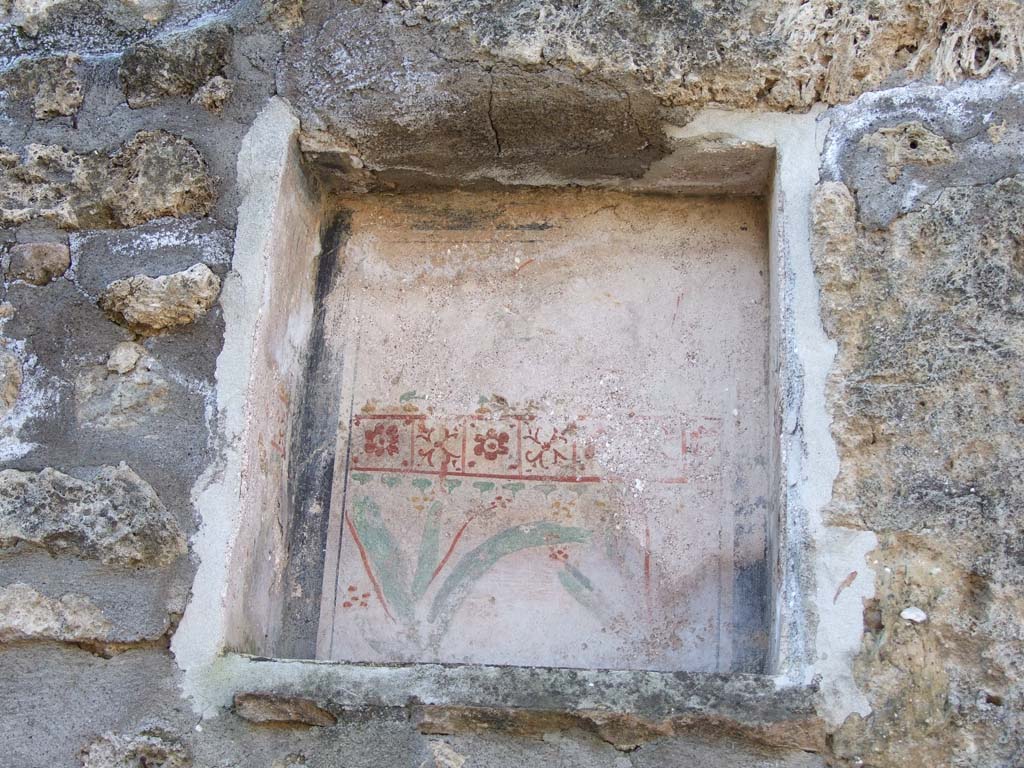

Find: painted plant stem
343;514;394;622
426;518;472;590
428;521;591;624
411;501;442;599
349;496;414;620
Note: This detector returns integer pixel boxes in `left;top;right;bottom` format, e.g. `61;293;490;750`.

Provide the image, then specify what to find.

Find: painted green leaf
411;501;442;600
411;478;433;493
534;483;557;497
502;482;526;497
472;481;495;494
444;479;463;492
351;496;413;620
350;473;372;485
428;521;591;623
381;475;402;488
400;390;425;402
557;563;603;619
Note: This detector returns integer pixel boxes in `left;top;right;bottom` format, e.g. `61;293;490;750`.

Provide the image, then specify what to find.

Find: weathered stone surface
6;242;70;285
0;464;185;566
76;348;170;429
0;2;1021;766
99;263;220;334
814;159;1024;765
261;0;304;32
191;75;233;112
80;728;191;768
107;131;217;228
428;742;466;768
0;347;23;418
769;0;1022;107
860;121;956;182
233;693;338;727
811;182;858;284
0;54;84;118
2;0;172;37
416;705;826;754
0;583;112;644
119;23;232;109
0;131;214;229
283;0;1024;181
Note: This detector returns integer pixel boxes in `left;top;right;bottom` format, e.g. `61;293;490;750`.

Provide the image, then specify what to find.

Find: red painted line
514;258;535;273
428;518;472;587
351;466;603;484
344;514;395;622
644;523;652;617
358;413;429;420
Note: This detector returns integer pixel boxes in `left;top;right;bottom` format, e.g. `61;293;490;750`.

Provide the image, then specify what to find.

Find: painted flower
364;423;400;457
342;584;371;609
549;547;570;562
524;426;569;469
474;428;510;461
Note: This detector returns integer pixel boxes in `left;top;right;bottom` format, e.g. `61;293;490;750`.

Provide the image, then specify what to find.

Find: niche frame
173;99;876;736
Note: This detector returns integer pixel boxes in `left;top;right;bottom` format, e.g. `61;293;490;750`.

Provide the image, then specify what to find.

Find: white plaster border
173;97;310;715
670;109;877;725
174;98;877;728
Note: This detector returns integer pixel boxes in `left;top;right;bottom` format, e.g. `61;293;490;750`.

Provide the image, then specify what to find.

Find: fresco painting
315;191;770;671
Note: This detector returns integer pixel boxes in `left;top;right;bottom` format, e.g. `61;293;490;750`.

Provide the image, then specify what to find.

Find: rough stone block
6;242;70;285
119;23;232;109
99;263;221;334
233;693;337;727
0;347;23;418
191;76;234;112
0;54;83;119
0;464;185;566
0;131;214;230
0;583;112;644
77;347;170;429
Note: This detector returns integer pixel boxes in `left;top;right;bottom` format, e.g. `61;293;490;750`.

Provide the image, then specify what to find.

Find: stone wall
1;1;1021;766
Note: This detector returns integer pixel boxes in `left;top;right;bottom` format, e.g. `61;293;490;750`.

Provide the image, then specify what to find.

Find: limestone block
107;131;217;228
3;0;170;36
6;242;70;285
119;23;232;109
0;464;185;566
99;263;220;334
0;583;112;643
